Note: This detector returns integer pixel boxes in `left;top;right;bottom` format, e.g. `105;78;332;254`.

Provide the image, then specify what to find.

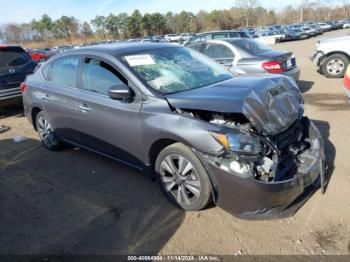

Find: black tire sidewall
322;54;349;78
155;143;212;211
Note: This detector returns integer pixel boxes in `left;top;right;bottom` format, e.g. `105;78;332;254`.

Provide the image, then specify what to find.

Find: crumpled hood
165;75;303;135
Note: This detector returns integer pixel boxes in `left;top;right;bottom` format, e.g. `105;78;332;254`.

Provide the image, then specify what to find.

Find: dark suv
0;45;37;107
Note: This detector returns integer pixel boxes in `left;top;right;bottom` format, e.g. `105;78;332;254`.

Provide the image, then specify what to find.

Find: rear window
0;47;31;68
230;39;271;53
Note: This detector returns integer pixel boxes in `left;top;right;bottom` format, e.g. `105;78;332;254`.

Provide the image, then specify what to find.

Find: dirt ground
0;29;350;256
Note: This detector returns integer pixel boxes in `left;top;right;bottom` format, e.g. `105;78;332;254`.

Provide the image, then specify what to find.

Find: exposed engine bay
176;109;321;184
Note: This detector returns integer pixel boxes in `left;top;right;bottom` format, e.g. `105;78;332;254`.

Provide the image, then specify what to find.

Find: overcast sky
0;0;331;24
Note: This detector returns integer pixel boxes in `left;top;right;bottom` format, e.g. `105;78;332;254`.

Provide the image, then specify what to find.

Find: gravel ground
0;29;350;256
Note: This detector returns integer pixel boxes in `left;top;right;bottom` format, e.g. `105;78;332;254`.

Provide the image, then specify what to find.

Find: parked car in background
343;64;350;101
164;34;181;42
179;33;195;44
288;28;309;40
184;30;250;45
343;21;350;28
22;42;325;218
187;38;300;81
0;45;37;107
311;35;350;78
302;26;317;37
39;48;59;58
153;35;166;42
318;22;332;32
28;50;49;62
310;24;323;35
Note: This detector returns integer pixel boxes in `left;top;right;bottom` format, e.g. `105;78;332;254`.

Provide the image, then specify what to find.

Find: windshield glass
231;39;271;53
122;47;233;94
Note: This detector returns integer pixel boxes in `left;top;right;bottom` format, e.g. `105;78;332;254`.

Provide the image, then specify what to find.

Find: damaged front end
191;111;325;219
167;77;325;219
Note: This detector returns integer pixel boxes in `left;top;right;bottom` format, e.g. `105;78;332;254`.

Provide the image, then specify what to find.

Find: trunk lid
257;50;296;72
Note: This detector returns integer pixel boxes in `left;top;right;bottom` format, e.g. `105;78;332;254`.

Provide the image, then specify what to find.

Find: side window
229;32;239;38
41;64;51;81
191;34;209;44
212;33;227;40
82;58;125;96
187;42;203;52
202;44;234;59
51;56;79;88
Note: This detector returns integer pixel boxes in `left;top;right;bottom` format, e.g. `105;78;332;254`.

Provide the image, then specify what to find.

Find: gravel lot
1;29;350;256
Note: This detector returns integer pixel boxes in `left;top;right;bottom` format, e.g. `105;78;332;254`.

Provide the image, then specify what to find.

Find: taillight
20;82;27;93
262;61;283;73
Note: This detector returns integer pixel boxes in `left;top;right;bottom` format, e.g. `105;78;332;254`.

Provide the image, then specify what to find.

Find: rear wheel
36;111;60;150
322;54;349;78
155;143;212;211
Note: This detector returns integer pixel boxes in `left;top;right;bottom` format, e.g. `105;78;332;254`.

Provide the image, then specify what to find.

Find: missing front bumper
201;119;326;219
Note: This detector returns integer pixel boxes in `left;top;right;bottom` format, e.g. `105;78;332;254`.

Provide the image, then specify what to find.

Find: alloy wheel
159;154;201;206
37;116;55;148
326;59;345;76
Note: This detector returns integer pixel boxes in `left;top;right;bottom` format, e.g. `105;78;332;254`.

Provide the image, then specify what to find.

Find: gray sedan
22;43;324;219
187;38;300;81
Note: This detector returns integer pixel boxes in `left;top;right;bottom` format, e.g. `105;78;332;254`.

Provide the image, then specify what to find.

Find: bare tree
235;0;260;27
341;0;349;18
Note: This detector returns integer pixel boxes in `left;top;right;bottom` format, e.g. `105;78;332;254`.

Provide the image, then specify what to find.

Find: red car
28;51;49;62
343;64;350;101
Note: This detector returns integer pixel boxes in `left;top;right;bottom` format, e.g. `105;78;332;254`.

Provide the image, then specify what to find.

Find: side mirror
108;84;132;100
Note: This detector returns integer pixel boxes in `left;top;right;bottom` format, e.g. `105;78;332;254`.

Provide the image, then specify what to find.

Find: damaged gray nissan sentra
22;42;326;219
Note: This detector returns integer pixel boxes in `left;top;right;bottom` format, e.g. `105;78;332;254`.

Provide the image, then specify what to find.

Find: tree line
0;0;349;46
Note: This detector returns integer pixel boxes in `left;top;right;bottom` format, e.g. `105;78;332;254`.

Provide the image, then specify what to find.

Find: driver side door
75;56;144;168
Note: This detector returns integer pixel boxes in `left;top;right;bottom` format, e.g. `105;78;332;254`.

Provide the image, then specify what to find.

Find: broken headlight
211;131;261;155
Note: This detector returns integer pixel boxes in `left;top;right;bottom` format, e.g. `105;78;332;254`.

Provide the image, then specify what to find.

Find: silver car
187;39;300;81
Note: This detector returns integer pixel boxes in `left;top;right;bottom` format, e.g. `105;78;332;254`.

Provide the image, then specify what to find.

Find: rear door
0;46;36;100
41;55;84;143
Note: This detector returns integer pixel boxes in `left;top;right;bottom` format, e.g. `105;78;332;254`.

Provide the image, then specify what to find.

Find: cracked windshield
124;47;233;94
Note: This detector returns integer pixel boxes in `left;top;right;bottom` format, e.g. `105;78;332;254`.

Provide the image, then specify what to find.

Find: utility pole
300;0;304;23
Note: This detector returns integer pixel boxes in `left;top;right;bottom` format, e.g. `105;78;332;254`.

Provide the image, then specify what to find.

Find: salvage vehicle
187;38;300;81
0;45;37;107
343;64;350;101
22;43;325;219
311;35;350;78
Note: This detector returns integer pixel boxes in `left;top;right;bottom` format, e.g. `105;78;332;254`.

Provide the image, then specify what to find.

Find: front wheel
36;111;60;150
155;143;212;211
322;54;349;78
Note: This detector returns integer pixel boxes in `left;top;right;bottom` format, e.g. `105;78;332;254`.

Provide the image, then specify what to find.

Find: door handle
78;104;91;112
42;95;53;102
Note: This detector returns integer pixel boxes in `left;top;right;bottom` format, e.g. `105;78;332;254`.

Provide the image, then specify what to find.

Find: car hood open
164;75;303;135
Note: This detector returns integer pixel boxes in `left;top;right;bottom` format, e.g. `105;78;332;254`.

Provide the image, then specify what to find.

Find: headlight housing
211;131;261;155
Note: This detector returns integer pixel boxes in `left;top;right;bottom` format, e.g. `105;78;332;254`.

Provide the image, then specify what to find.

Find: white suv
311;35;350;78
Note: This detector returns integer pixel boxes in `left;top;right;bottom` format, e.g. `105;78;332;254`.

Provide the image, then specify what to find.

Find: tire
155;142;212;211
322;54;349;78
35;111;60;150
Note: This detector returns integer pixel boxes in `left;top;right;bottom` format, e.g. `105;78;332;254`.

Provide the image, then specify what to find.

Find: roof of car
68;42;178;56
195;30;246;35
